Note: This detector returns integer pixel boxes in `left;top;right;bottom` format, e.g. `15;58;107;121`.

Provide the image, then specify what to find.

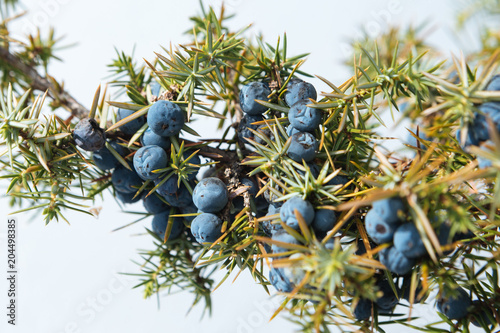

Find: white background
0;0;488;332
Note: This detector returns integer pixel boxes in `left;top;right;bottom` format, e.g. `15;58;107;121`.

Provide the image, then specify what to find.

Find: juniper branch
0;45;88;118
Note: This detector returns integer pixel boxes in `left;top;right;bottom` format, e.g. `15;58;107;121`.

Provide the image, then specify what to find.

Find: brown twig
182;139;240;163
0;46;89;119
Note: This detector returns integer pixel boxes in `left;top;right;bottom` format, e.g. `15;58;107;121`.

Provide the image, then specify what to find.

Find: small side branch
0;45;88;119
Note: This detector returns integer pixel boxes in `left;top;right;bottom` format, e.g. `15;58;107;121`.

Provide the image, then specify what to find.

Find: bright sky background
0;0;487;332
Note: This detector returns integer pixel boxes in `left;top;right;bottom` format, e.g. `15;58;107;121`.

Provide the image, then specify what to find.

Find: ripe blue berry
280;197;315;229
437;223;454;255
152;211;184;241
111;164;143;194
284;79;317;107
267;203;281;215
286;125;301;137
456;128;479;148
372;197;406;224
92;141;126;171
375;279;399;311
478;103;500;131
151;82;161;96
116;190;142;204
354;239;368;256
436;287;471;320
312;209;337;237
296;163;320;179
147;100;185;137
190;212;223;243
155;175;183;196
470;113;491;144
133;145;168;180
271;230;302;255
379;246;415;275
116;108;146;135
287;132;318;162
158;179;194;208
182;150;201;166
353;298;373;321
400;278;424;303
365;209;399;244
193;177;228;213
327;175;348;187
162;188;193;207
393;223;426;258
180;204;198;223
460;102;500;149
269;267;294;293
143;193;170;214
73;118;106;151
254;124;273;145
486;74;500;91
241;177;259;195
288;99;322;132
239;82;270;115
470;300;495;328
453;229;475;243
141;127;171;151
238;114;264;142
267;203;280;215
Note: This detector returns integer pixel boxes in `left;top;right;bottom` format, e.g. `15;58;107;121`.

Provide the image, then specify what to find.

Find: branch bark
183;139;239;163
0;46;89;119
